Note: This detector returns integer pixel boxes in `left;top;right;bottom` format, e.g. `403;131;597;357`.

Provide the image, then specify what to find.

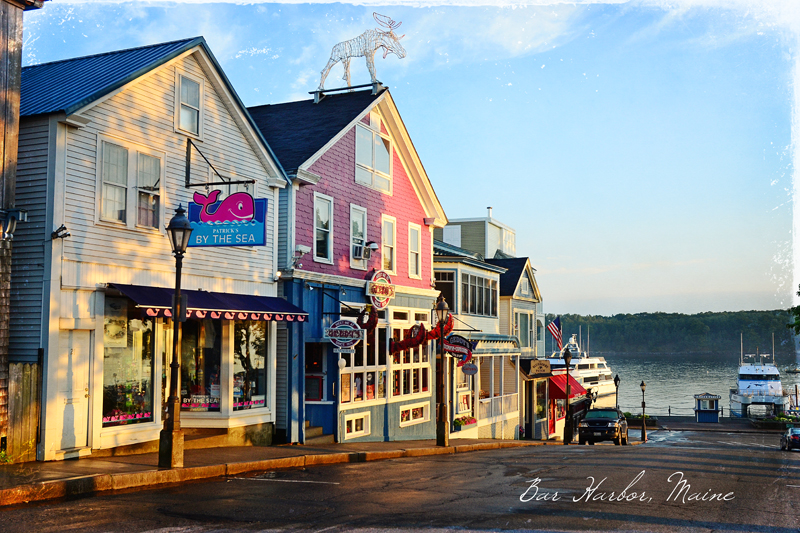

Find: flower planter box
750;419;792;430
453;422;477;432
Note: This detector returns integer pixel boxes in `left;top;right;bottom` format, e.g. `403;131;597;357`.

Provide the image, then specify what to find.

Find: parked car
780;427;800;451
579;408;629;445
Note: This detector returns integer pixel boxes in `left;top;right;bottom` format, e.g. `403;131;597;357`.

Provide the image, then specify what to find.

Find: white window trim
350;204;368;271
343;411;371;439
399;400;431;427
95;133;166;233
355;116;393;195
381;214;397;274
313;192;334;265
173;67;205;140
408;222;422;280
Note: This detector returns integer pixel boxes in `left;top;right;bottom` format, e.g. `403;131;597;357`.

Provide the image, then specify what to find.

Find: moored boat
547;334;616;398
729;349;789;418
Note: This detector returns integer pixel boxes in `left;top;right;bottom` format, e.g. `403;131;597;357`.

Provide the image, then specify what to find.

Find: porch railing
478;392;518;420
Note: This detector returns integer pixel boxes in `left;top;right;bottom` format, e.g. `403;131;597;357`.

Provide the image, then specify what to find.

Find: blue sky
22;1;797;316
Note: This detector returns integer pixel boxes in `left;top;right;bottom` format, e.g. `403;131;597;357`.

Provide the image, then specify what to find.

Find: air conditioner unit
353;245;371;261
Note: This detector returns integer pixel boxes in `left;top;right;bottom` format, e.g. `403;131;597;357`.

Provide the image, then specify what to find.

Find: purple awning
109;283;307;322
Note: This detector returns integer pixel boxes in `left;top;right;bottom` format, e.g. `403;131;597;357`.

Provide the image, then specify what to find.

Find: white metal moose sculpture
318;13;406;91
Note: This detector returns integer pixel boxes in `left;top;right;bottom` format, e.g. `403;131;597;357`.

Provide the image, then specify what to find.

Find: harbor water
600;352;800;417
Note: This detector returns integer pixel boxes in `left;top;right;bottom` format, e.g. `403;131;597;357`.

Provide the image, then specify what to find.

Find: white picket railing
478;393;518;420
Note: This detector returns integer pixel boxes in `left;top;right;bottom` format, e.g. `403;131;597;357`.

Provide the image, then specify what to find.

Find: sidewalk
0;437;601;507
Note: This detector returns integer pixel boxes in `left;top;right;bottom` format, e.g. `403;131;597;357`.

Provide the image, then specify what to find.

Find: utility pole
0;0;44;454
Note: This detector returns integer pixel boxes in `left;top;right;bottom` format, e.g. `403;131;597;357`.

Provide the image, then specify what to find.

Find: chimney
487;206;493;219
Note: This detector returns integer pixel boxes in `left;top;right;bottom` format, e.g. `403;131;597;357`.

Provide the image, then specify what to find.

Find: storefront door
57;330;91;451
548;400;555;435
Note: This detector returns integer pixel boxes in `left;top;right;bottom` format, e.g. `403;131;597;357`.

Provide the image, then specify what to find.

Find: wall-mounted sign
366;270;395;309
325;319;364;349
462;362;478;376
443;335;478;367
528;359;551;376
188;189;267;247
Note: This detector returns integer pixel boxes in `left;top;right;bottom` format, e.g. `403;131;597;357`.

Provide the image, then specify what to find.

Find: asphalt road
1;430;798;532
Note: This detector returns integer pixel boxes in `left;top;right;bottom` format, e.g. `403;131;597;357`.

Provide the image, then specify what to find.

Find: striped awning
109;283;308;322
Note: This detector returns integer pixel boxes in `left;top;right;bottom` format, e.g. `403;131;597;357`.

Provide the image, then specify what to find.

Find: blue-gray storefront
279;276;439;444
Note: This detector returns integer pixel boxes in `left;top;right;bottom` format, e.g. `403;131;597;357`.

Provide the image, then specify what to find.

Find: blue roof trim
21;37;203;117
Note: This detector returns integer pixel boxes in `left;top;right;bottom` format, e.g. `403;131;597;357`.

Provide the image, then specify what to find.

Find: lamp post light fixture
158;205;193;469
435;295;450;447
563;348;572;445
614;374;620;410
640;380;647;443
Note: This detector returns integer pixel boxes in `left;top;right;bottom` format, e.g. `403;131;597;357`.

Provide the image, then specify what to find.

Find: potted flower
453;416;477;431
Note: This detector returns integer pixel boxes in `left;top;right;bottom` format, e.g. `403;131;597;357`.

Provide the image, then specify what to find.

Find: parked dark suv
578;408;628;445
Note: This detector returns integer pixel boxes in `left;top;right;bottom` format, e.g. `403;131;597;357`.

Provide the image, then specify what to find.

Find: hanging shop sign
325;319;365;350
187;189;268;247
365;270;395;309
461;362;478;376
528;359;551;376
443;334;478;367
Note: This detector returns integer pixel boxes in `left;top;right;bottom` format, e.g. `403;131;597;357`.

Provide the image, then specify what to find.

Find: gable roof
247;89;381;174
485;257;541;299
21;37;203;117
19;36;287;186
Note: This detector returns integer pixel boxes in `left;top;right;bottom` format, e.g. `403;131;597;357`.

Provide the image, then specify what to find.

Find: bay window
102;298;154;427
461;274;498;317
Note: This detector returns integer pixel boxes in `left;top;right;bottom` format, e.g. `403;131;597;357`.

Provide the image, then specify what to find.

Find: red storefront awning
548;374;587;399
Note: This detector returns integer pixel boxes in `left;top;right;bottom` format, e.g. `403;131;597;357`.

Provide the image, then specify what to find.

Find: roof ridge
248;88;377;111
22;36;202;70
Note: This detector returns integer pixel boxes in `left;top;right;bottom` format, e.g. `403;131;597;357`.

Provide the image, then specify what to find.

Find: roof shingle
247;89;382;174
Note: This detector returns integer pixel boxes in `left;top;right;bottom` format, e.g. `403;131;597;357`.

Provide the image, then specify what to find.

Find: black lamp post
435;295;450;447
640;380;647;443
563;348;572;445
159;205;193;468
614;374;620;410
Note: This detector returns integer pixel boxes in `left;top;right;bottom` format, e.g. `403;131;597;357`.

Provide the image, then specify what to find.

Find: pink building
250;85;447;443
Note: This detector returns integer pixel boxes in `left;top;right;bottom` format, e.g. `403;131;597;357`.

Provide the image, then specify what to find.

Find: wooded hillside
544;311;796;355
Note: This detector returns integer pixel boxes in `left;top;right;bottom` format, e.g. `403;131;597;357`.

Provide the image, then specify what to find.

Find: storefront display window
233;320;267;411
535;380;547;421
181;318;222;412
556;398;566;420
102;297;154;427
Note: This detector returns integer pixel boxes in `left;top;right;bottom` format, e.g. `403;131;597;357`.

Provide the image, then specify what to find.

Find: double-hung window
350;204;367;270
98;136;164;231
408;223;421;279
355;112;391;193
314;193;333;264
174;69;204;138
382;215;396;273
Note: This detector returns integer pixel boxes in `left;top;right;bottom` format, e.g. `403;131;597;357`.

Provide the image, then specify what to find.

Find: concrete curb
0;440;607;508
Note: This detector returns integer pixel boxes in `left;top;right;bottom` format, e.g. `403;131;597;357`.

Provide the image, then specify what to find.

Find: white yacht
547;334;616;398
730;352;789;418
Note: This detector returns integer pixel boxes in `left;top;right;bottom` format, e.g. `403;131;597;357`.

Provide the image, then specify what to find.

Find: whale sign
187;189;267;247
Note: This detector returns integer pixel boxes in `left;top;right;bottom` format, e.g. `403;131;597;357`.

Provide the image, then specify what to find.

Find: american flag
547;316;563;351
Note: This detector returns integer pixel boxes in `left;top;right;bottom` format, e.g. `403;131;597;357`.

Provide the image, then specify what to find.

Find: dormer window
355;112;391;193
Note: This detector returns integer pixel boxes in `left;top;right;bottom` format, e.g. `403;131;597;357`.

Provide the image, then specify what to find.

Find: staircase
304;420;335;445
